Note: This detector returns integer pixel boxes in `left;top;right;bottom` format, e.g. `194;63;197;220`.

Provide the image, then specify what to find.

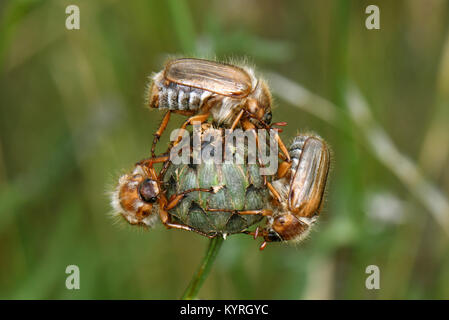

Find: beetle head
264;213;309;243
246;80;272;126
110;165;160;227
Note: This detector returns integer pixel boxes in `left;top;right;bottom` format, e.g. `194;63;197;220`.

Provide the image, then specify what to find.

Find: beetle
111;128;330;249
110;154;221;236
242;134;331;250
146;58;290;162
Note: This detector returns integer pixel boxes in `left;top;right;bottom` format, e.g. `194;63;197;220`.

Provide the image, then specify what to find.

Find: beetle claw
253;226;259;240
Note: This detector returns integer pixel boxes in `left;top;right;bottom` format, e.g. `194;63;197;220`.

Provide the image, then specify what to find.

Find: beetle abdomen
160;83;205;111
288;135;310;172
287;134;330;218
150;72;213;111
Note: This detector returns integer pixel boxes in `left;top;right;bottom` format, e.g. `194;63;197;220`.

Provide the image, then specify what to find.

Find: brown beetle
146;58;290;162
110;155;221;236
244;134;331;249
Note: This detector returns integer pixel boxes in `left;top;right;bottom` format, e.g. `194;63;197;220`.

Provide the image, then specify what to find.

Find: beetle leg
159;196;193;229
165;186;223;210
162;211;208;235
137;155;170;168
157;97;215;162
276;133;291;162
173;113;210;145
154;112;211;179
158;154;172;180
266;181;283;203
180;112;210;134
242;228;269;250
172;110;196;117
230;109;245;131
154;112;211;181
241;118;269;185
225;114;265;184
205;207;273;216
149;109;196;159
266;129;291;163
253;226;259;239
158;200;219;238
243;226;264;239
151;111;171;158
245;227;276;251
242;110;291;162
165;221;219;238
147;112;211;181
277;160;292;179
149;110;200;160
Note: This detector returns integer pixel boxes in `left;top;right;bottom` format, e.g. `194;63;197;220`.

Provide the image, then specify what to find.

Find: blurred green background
1;0;449;299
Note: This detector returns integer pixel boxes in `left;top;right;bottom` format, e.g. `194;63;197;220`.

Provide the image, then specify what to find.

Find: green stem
181;236;224;300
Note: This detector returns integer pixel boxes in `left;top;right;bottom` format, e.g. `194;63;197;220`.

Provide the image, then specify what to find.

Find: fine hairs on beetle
110;151;223;237
144;56;291;164
247;133;331;250
146;56;272;125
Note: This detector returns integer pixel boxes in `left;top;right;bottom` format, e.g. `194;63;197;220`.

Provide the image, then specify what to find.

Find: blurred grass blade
346;84;449;234
167;0;196;54
265;71;339;124
418;30;449;175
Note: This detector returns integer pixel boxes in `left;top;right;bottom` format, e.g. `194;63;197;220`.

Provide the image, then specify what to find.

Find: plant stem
181;236;224;300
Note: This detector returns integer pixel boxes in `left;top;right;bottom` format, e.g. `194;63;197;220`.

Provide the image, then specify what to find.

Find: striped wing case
288;137;330;218
164;58;253;98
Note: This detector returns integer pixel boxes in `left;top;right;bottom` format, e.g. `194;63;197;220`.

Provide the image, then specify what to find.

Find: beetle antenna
254;226;259;239
272;122;287;127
